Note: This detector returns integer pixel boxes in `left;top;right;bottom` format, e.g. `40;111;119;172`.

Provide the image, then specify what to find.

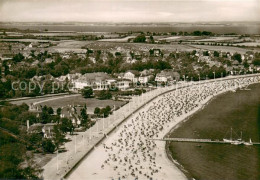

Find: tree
39;111;50;124
105;105;111;113
28;133;42;149
0;143;26;178
214;51;220;57
253;58;260;66
56;108;62;116
17;112;38;124
60;118;74;134
39;105;51;124
53;125;65;149
80;108;89;127
233;53;242;63
42;139;55;153
100;106;111;117
149;49;154;56
133;34;146;43
203;51;209;56
12;53;24;63
19;165;42;179
81;87;93;98
96;90;112;100
115;52;121;56
201;31;213;36
94;107;100;115
47;107;54;115
178;31;183;36
149;36;154;43
193;31;202;36
243;60;249;68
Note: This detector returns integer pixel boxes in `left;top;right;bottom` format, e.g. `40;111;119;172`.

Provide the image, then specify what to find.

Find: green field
11;94;126;114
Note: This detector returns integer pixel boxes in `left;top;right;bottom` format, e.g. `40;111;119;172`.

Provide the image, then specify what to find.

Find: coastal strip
65;74;260;180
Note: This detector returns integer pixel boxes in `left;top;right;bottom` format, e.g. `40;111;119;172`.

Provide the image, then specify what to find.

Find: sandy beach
66;75;260;180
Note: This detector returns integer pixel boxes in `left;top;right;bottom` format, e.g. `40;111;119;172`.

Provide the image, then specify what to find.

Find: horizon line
1;21;260;24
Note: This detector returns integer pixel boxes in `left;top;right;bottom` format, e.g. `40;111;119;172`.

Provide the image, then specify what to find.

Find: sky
0;0;259;22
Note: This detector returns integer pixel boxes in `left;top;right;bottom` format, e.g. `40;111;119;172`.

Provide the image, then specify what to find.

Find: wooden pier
151;138;260;145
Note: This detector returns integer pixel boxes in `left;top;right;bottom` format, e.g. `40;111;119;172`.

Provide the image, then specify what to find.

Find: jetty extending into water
152;138;260;145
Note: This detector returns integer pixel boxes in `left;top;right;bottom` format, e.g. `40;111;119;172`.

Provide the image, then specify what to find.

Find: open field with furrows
193;36;238;42
189;44;259;54
98;36;136;42
82;41;195;52
47;40;93;53
54;40;93;48
0;39;54;43
234;42;260;47
30;31;115;37
157;36;205;42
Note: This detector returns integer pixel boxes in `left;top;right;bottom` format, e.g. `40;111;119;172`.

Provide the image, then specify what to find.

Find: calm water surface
168;83;260;180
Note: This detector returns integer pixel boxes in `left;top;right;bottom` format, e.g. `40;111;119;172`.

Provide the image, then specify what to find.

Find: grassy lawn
11;95;126;114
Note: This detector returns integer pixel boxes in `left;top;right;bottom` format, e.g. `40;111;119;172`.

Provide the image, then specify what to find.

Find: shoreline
164;91;229;179
164;81;260;180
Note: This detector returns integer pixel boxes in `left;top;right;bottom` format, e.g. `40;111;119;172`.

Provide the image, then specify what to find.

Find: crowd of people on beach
96;77;260;179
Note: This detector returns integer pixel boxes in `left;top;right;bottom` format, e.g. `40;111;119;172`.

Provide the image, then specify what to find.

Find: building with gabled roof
155;70;180;82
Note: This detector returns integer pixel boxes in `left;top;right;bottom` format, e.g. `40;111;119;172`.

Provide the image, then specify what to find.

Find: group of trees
0;100;95;169
95;90;112;100
94;106;112;118
0;103;42;179
171;30;214;36
82;87;147;100
252;52;260;66
81;87;94;98
232;53;242;63
133;34;146;43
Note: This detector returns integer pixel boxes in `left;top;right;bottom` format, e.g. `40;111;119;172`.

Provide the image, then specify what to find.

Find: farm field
193;36;238;42
98;36;136;42
234;42;260;47
189;44;255;54
0;39;54;43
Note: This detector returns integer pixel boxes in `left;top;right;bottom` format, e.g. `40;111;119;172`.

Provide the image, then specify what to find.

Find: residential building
27;122;56;139
123;70;139;83
116;80;131;90
73;72;113;91
155;70;180;82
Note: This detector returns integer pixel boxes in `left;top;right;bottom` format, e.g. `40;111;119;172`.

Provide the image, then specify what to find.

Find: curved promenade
42;74;260;180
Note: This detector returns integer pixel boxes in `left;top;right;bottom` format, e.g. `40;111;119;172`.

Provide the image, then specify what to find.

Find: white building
155;71;180;82
72;72;114;91
138;75;150;84
123;70;139;83
74;80;91;89
116;80;131;90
